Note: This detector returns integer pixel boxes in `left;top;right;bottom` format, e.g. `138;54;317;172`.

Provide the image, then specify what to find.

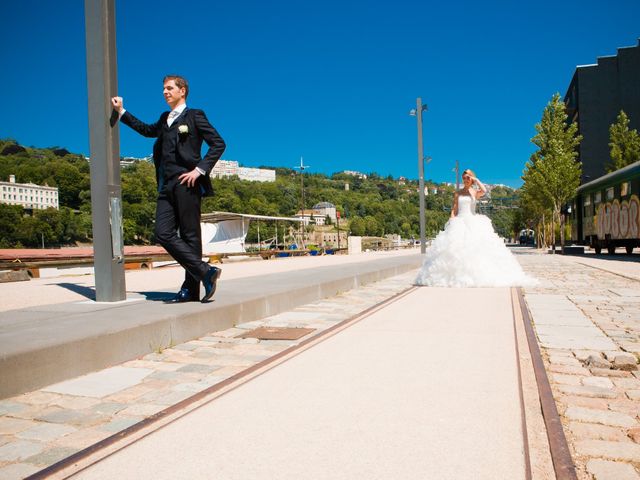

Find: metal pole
85;0;126;301
455;160;460;191
417;98;426;254
336;211;340;252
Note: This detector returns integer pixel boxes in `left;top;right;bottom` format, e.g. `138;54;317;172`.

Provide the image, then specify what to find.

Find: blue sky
1;1;639;187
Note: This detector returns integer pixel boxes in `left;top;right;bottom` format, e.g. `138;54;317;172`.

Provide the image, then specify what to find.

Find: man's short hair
163;75;189;99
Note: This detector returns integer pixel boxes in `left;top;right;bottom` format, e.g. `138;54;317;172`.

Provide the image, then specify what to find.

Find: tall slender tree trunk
550;211;556;254
559;207;565;254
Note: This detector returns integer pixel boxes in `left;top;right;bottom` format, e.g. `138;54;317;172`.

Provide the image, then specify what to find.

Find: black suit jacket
121;108;225;196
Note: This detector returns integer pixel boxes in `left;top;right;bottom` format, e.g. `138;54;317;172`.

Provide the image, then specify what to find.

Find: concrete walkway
0;251;421;399
74;287;526;480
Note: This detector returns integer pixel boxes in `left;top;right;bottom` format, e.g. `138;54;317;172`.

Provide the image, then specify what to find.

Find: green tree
524;93;582;252
608;110;640;172
0;204;24;247
364;215;382;236
349;216;365;236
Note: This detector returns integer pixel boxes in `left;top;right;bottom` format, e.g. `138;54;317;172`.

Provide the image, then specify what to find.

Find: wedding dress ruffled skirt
415;196;537;287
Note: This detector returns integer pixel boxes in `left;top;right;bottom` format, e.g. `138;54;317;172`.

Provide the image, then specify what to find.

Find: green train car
571;160;640;254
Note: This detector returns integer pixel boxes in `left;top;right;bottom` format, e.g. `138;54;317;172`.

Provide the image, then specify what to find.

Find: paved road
519;252;640;480
74;287;525;480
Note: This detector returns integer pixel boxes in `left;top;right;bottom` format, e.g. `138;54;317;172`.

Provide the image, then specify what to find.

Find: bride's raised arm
472;177;487;199
451;192;458;218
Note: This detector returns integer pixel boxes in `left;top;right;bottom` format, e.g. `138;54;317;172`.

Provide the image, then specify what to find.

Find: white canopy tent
200;211;304;254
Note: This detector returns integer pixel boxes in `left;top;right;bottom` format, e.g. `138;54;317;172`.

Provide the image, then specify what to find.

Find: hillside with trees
0;139;520;248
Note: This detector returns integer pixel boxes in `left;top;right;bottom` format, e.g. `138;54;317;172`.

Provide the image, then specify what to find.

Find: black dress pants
154;180;209;298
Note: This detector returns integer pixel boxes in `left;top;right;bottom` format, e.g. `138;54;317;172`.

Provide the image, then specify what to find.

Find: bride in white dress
415;169;537;287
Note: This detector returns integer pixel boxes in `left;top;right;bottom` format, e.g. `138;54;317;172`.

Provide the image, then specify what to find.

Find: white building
0;175;59;210
295;209;327;226
313;202;337;223
342;170;367;179
211;160;275;182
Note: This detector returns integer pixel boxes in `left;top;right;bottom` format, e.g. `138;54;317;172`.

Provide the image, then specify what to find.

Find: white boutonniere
178;125;189;135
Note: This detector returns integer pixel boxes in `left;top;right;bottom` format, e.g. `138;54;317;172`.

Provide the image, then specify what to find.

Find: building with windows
211;160;276;182
312;202;337;223
0;175;59;210
564;39;640;182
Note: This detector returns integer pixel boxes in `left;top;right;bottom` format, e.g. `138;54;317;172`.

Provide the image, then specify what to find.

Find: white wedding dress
415;195;537;287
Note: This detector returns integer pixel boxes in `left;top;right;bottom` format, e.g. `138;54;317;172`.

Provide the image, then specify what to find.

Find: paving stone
628;427;640;443
100;417;143;433
0;402;27;417
586;458;640;480
16;423;77;442
564;406;638;427
118;404;165;417
549;355;582;366
43;366;154;398
0;439;44;462
558;395;610;410
583;377;615;389
548;364;591;376
24;446;79;466
0;463;39;480
123;360;183;371
147;370;189;381
51;396;101;410
552;374;582;386
590;368;632;378
171;382;214;393
575;440;640;461
568;422;630;442
574;350;607;362
602;351;624;360
90;402;128;416
18;391;63;405
148;391;194;406
608;400;640;417
557;385;618;399
0;417;37;435
627;390;640;401
586;355;613;369
52;427;112;449
6;405;64;422
614;378;640;389
36;410;107;428
615;354;639;371
177;364;221;374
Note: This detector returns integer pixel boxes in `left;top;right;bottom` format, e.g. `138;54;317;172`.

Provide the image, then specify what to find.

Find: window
584;194;591;206
621;181;630;197
594;192;602;203
606;187;614;201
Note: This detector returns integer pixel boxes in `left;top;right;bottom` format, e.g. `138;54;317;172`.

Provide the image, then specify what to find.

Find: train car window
621;181;630;197
595;191;602;203
606;187;614;201
584;195;591;206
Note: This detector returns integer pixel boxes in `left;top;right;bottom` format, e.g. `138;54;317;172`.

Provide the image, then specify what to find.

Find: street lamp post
410;98;428;254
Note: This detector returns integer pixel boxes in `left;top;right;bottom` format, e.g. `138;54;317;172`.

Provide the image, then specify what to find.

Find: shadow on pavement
136;291;176;302
55;283;96;300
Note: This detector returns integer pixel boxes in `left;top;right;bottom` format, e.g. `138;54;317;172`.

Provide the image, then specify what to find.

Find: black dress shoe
168;288;194;303
201;266;221;303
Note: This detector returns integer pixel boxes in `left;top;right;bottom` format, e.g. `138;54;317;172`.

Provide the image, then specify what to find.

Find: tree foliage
608;110;640;172
1;139;521;247
521;93;582;249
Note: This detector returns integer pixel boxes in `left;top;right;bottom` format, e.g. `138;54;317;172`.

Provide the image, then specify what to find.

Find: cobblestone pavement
520;252;640;480
0;272;415;479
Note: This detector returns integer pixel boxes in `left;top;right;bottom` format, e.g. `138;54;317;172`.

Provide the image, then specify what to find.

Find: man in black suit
111;75;225;302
